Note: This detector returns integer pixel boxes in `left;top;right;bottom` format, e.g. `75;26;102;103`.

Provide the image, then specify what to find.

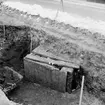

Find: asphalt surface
7;0;105;21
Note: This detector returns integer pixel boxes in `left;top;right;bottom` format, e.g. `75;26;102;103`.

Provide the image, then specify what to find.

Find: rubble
0;66;23;94
0;89;21;105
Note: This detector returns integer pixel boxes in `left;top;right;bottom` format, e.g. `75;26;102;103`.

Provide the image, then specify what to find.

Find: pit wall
0;25;31;71
0;25;58;71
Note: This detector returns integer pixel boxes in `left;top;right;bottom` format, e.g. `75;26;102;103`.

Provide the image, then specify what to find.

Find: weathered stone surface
24;53;75;92
32;45;79;68
24;58;59;90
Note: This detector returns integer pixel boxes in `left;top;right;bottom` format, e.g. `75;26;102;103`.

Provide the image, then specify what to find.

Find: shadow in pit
66;66;84;93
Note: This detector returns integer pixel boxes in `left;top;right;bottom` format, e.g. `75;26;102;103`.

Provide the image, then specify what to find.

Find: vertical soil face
0;25;31;71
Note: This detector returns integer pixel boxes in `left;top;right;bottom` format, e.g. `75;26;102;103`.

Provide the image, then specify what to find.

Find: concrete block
24;52;74;92
24;56;59;89
61;67;73;93
24;59;37;82
51;69;60;91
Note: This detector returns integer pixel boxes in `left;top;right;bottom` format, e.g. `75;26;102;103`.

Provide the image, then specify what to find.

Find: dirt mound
41;37;105;102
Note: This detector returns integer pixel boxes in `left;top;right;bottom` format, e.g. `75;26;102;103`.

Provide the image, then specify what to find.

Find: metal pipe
79;76;85;105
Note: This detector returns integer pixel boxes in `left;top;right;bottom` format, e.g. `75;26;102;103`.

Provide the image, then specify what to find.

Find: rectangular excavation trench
24;46;82;93
0;6;105;103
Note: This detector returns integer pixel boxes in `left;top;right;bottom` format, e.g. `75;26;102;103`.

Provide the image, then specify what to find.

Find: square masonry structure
24;46;79;92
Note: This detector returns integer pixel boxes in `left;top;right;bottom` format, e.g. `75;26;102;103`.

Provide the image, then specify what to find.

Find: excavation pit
0;5;105;104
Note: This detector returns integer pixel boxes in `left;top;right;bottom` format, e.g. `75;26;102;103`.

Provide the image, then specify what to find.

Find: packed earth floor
0;6;105;105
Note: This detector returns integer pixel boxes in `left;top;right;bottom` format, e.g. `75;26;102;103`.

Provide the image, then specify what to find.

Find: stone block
24;56;59;89
24;53;74;92
61;67;73;93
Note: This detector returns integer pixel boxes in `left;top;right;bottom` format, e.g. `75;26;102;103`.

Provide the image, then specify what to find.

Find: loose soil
8;81;103;105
